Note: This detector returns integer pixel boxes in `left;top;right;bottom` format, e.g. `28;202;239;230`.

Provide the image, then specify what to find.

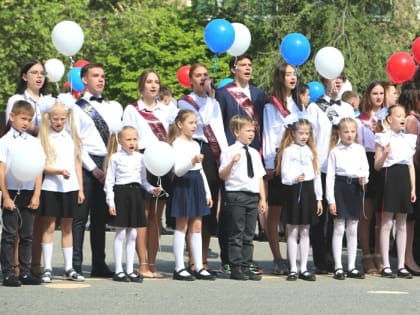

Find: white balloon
45;58;65;83
314;47;345;80
143;142;175;177
10;140;46;183
51;21;84;57
227;23;251;57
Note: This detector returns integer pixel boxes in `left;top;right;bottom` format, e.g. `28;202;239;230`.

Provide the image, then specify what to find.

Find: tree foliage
0;0;418;112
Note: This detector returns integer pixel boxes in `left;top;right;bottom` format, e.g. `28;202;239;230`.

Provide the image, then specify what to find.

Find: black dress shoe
287;271;298;281
381;267;396;278
347;268;365;279
299;271;316;281
20;273;41;285
397;268;413;279
404;265;420;276
194;268;216;281
91;265;113;278
113;272;130;282
333;268;345;280
3;274;21;287
173;269;195;281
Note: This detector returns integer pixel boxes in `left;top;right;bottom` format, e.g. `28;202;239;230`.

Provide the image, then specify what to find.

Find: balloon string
295;67;301;112
55;82;60;94
154;176;161;252
212;54;218;79
69;56;74;68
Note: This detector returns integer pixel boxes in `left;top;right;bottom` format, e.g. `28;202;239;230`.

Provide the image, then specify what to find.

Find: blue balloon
280;33;311;66
308;81;325;103
217;78;234;89
67;67;85;92
204;19;235;54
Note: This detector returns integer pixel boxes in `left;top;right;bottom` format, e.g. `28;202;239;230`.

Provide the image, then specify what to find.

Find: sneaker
41;269;53;283
3;274;21;287
65;268;85;281
272;259;288;276
245;266;262;281
220;263;231;275
249;262;263;275
20;273;41;285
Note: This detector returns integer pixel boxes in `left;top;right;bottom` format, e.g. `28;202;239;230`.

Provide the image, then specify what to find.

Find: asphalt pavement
1;231;419;315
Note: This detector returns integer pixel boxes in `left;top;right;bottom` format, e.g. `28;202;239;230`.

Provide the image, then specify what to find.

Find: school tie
90;96;104;103
243;145;254;178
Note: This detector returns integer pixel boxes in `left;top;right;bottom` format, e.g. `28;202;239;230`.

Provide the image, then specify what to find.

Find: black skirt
267;175;288;206
376;164;413;214
282;180;319;225
334;176;363;220
365;152;381;199
38;190;79;218
108;183;147;228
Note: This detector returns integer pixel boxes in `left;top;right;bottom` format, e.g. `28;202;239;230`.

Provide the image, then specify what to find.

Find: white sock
380;212;393;268
299;225;310;272
114;228;126;274
190;232;209;275
126;228;137;274
42;243;53;271
346;220;358;271
62;247;73;271
332;219;345;270
395;213;408;269
287;225;298;273
173;230;186;272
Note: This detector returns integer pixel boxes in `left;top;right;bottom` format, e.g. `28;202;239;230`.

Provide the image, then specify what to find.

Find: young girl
326;117;369;280
374;105;416;279
104;125;161;282
275;116;323;281
167;109;215;281
37;94;84;282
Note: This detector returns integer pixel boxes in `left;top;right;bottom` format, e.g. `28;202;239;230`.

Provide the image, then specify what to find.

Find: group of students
2;55;420;287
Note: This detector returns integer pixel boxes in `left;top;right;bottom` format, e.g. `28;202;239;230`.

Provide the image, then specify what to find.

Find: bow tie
90;96;104;103
13;130;27;139
329;99;341;105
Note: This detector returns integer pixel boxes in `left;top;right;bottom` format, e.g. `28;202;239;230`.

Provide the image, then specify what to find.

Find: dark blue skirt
171;170;210;218
334;176;363;220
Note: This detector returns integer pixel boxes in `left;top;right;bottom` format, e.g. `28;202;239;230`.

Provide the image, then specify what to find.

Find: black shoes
127;272;143;283
230;266;249;281
20;273;41;285
3;274;22;287
91;265;113;278
334;268;345;280
397;268;413;279
173;268;195;281
381;267;396;278
113;272;130;282
404;264;420;276
347;268;365;279
194;268;216;281
287;271;298;281
299;270;316;281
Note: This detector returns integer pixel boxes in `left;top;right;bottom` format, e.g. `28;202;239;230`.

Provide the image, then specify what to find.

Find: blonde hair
274;119;319;176
329;117;358;152
229;115;255;135
104;125;139;173
39;101;82;167
167;109;195;144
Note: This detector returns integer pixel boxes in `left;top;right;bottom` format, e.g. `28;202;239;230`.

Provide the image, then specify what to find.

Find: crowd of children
2;56;420;287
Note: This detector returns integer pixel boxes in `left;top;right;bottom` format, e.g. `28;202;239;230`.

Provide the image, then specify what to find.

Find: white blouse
375;129;417;167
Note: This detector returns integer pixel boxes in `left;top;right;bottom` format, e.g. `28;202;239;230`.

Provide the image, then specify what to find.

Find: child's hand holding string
359;177;366;191
152;186;162;196
3;197;15;211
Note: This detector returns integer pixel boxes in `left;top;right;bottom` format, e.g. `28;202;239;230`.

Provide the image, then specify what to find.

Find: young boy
219;115;266;281
0;100;44;286
341;90;360;116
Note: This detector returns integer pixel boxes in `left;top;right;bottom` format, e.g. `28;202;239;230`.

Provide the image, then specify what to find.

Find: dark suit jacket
216;84;267;151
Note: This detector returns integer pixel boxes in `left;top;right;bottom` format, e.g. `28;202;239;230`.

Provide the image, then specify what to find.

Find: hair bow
38;95;56;113
57;93;76;110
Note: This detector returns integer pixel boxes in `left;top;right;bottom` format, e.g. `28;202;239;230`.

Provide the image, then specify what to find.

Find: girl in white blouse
275;115;323;281
374;105;417;279
326;117;369;280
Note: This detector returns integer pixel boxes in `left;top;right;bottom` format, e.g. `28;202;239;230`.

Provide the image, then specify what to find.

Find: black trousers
0;190;35;276
72;168;109;270
222;191;259;266
310;173;334;270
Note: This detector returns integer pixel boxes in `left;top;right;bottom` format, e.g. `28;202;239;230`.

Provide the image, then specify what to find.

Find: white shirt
172;137;211;198
72;92;123;171
0;129;45;190
7;91;42;126
178;93;228;151
375;129;417;167
263;96;301;169
123;99;176;150
281;143;322;200
326;142;370;204
306;102;332;173
104;149;153;207
220;141;266;193
41;129;79;192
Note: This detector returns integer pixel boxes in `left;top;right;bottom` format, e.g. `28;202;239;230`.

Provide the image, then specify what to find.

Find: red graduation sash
181;95;221;162
133;102;167;141
267;96;290;117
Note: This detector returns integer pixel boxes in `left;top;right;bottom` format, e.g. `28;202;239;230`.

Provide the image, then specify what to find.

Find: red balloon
74;59;90;68
412;37;420;64
386;52;416;84
177;65;191;88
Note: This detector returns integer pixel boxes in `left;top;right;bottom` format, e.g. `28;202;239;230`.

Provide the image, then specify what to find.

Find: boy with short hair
219;115;266;281
0;100;44;286
341;90;361;116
